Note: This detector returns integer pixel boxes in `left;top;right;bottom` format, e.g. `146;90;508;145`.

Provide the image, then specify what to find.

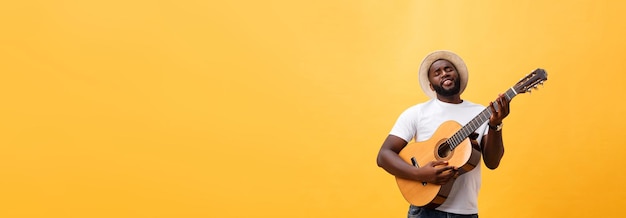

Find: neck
436;95;462;104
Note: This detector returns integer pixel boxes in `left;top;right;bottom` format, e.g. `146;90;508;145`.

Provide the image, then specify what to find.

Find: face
428;59;461;97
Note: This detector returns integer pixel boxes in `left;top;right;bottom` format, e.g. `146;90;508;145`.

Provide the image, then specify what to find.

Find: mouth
441;79;454;86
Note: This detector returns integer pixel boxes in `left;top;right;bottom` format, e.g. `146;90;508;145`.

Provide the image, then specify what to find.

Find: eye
444;67;453;72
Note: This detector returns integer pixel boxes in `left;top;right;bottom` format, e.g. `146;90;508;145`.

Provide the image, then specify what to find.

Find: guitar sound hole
437;143;452;159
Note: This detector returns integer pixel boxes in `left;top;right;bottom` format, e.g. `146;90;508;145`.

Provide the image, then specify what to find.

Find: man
376;50;509;218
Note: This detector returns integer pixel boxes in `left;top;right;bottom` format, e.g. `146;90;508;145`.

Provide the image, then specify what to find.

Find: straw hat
418;50;469;99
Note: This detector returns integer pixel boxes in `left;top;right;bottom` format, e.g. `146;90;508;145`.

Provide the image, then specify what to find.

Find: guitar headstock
513;68;548;94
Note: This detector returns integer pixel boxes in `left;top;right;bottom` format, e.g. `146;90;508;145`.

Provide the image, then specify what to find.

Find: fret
446;88;517;149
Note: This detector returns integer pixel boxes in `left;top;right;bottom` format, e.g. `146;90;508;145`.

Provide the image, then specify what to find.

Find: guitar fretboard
444;87;518;150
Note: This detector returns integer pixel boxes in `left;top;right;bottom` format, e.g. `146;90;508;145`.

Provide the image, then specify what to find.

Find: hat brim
418;50;469;99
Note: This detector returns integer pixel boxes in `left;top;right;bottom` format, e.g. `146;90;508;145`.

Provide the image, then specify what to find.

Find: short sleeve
389;106;419;143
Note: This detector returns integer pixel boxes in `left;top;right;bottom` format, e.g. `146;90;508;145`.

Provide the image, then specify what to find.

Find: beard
432;78;461;97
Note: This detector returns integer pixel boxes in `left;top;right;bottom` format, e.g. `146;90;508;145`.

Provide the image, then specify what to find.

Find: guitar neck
447;87;518;149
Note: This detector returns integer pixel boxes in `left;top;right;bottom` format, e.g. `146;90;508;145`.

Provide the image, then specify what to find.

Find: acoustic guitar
396;68;548;208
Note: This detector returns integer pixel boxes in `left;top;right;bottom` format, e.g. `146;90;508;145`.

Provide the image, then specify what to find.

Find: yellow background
1;1;625;217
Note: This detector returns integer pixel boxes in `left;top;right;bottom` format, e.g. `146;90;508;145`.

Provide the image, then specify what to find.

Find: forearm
376;135;425;181
377;149;421;180
482;129;505;169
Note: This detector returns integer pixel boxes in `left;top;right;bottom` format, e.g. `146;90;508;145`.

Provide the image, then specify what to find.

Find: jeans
408;205;478;218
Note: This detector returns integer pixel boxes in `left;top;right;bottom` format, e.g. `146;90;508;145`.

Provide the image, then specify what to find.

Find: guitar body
396;120;482;208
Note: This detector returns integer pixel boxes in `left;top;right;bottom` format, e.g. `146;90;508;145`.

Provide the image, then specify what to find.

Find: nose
440;69;450;78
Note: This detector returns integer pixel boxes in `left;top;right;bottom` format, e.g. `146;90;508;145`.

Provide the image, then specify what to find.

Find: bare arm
482;129;504;169
482;94;509;169
377;135;457;185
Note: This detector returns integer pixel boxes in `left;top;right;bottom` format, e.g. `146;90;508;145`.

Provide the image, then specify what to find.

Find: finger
436;166;456;174
469;132;479;140
497;95;506;112
489;101;498;116
497;99;505;118
495;97;508;118
439;170;458;183
498;95;507;111
431;160;449;167
449;169;460;179
489;103;500;124
502;96;510;115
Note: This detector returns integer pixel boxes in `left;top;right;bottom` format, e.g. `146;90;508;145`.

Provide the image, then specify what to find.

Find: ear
429;83;434;91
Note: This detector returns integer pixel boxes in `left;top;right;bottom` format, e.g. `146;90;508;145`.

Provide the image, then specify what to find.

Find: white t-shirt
389;99;489;215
